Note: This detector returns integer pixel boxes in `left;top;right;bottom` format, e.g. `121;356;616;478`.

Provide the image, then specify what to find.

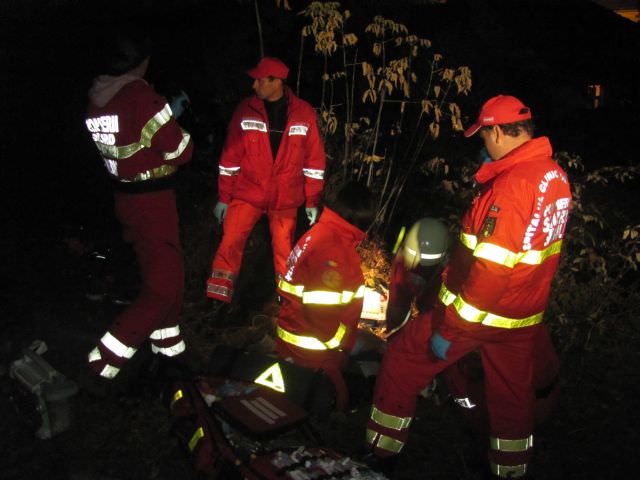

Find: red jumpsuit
275;208;366;411
207;89;325;302
367;137;571;478
85;76;193;379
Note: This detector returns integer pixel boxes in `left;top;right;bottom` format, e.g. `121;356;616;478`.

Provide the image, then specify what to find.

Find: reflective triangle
254;362;286;393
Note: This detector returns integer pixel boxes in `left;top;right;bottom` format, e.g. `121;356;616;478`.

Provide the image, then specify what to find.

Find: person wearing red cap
207;57;326;304
365;95;571;478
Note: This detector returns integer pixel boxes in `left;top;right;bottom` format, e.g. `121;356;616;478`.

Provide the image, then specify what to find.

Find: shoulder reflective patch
480;216;497;238
240;119;267;132
254;362;285;393
289;124;308;136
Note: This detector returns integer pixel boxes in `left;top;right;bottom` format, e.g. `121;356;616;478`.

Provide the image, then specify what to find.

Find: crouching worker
81;27;193;395
275;181;375;411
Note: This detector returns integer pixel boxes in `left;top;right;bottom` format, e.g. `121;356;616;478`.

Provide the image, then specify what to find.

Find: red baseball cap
464;95;532;137
247;57;289;80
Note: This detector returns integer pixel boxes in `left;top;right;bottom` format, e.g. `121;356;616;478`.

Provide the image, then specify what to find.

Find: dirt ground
2;167;639;480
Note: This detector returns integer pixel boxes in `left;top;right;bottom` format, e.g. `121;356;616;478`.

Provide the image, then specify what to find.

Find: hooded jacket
86;76;192;182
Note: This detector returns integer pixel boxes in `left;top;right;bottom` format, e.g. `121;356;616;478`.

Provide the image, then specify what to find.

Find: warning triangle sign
254;362;286;393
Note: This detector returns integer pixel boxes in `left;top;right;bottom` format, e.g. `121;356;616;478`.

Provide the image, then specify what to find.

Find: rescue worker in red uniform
206;57;326;303
366;95;571;478
83;31;193;388
275;182;375;411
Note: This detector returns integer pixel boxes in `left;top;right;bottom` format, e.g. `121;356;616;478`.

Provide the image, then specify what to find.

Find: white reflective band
88;347;102;363
99;364;120;379
219;165;241;176
302;168;324;180
100;331;137;359
149;326;181;340
289;125;308;135
421;252;443;260
151;340;186;357
163;129;191;161
240;120;267;132
454;397;477;409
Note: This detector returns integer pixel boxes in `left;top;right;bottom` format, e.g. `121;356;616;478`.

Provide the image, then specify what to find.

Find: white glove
305;207;319;225
213;201;228;224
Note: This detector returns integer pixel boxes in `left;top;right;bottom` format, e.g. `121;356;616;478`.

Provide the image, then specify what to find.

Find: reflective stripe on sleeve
278;279;364;305
460;232;563;268
276;323;346;350
100;331;137;359
438;283;544;329
370;406;412;430
219;165;241;176
490;435;534;452
94;104;173;159
163;129;191;161
302;168;324;180
366;429;404;454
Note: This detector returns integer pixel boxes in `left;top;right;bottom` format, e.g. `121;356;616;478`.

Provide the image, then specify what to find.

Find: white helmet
400;217;449;270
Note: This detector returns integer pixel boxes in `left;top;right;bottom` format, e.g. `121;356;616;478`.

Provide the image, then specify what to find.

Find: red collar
475;136;553;184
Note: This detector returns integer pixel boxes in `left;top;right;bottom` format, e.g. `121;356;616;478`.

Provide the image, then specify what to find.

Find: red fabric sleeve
302;111;326;208
138;85;193;166
217;107;245;204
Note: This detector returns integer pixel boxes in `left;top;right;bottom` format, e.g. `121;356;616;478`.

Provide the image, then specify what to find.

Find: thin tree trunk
255;0;264;58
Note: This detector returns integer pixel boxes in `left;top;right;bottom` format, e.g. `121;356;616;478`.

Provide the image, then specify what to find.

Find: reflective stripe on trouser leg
366;405;411;457
489;435;533;477
149;325;186;357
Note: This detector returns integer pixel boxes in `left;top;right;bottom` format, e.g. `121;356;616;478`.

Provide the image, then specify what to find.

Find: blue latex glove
305;207;319;225
479;146;492;164
213;201;228;224
169;90;190;118
430;331;451;361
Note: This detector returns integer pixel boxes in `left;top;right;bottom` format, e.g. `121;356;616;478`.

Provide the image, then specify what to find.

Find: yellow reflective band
162;129;191;161
490;462;528;478
95;104;173;159
279;279;364;305
278;278;305;297
460;232;477;249
438;284;544;329
254;363;286;393
276;323;346;350
473;240;563;268
170;389;183;410
188;427;204;452
392;226;406;255
370;406;412;430
366;429;404;453
490;435;534;452
119;164;177;183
